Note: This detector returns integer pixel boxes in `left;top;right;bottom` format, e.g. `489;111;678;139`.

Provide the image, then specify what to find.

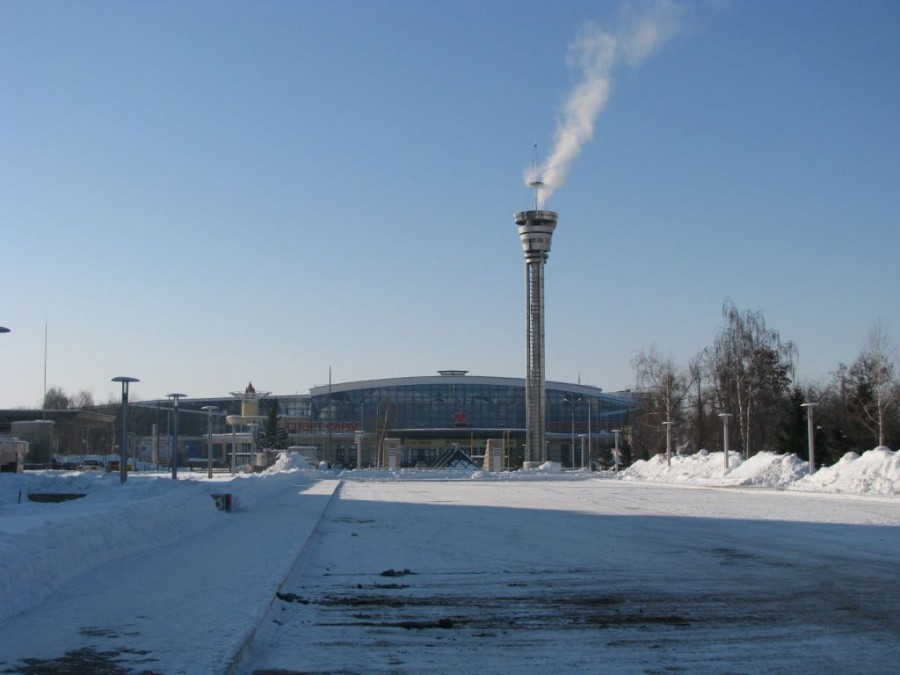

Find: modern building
123;371;632;470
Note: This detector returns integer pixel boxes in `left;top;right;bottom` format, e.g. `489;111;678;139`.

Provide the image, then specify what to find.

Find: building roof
308;373;629;403
0;409;116;429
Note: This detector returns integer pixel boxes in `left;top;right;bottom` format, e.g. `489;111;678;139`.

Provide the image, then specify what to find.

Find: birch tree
846;320;898;447
708;300;795;457
631;348;695;457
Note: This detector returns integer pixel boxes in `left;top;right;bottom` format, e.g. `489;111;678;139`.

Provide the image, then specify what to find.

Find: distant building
0;409;116;467
123;371;632;470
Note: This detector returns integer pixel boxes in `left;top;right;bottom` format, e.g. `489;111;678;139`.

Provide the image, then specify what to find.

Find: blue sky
2;0;898;408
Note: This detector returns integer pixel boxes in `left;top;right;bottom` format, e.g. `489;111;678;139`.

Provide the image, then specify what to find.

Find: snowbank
620;447;897;495
269;450;317;472
793;446;900;495
331;447;899;493
0;470;314;622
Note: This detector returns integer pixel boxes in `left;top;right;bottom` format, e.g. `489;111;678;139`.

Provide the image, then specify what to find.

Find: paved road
236;480;900;674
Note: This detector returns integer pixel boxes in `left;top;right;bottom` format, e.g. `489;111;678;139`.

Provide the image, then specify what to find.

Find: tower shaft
515;209;558;465
524;259;546;463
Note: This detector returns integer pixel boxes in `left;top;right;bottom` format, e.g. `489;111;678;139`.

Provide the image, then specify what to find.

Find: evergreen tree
263;399;288;450
779;387;809;458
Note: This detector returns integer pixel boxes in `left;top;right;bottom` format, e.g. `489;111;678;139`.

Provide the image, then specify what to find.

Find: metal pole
663;421;673;467
612;429;621;472
571;406;575;468
587;400;592;471
718;413;733;470
231;426;237;474
112;377;139;483
202;406;217;479
155;401;160;469
168;393;186;480
801;403;818;475
120;385;128;482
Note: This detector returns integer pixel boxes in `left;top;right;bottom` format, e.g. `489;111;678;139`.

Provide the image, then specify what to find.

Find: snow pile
728;451;808;487
269;450;317;472
620;447;897;494
327;448;899;493
793;446;900;495
620;451;746;486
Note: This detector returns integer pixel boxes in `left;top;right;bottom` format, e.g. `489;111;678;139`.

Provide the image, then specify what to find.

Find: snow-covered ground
0;447;898;673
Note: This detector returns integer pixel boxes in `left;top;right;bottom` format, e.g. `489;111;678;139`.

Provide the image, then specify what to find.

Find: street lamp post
167;393;186;480
801;402;818;475
578;434;587;470
663;421;674;467
611;429;621;473
718;413;733;470
202;406;218;479
111;377;139;483
587;400;592;471
564;394;583;469
354;431;366;470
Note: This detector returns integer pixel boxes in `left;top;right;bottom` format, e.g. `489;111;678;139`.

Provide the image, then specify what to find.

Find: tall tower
515;205;558;465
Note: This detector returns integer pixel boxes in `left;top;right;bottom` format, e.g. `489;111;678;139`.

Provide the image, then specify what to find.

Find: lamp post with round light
111;377;139;483
202;406;218;479
167;393;186;480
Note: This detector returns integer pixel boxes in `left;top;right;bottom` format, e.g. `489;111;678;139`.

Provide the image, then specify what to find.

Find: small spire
529;143;543;210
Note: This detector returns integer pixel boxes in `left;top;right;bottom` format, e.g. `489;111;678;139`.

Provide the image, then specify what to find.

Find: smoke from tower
526;0;683;207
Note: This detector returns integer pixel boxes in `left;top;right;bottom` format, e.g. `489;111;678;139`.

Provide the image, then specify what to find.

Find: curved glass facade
300;375;632;468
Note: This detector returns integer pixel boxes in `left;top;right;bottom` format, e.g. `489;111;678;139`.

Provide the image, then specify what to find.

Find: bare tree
708;300;796;457
687;349;709;451
43;387;71;410
631;348;695;458
846;320;898;447
72;390;95;409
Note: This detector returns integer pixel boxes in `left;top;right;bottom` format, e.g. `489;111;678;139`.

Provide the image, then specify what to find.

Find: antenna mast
529;144;544;210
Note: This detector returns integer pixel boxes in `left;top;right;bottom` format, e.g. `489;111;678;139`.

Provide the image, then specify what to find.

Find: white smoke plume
525;0;683;207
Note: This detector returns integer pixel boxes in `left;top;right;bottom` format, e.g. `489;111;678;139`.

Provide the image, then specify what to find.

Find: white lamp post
202;406;218;479
611;429;621;472
111;377;139;483
718;413;733;470
801;402;818;475
663;421;674;467
167;393;186;479
354;431;366;470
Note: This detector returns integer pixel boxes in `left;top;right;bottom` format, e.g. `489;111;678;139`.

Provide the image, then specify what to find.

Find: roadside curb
224;479;343;674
